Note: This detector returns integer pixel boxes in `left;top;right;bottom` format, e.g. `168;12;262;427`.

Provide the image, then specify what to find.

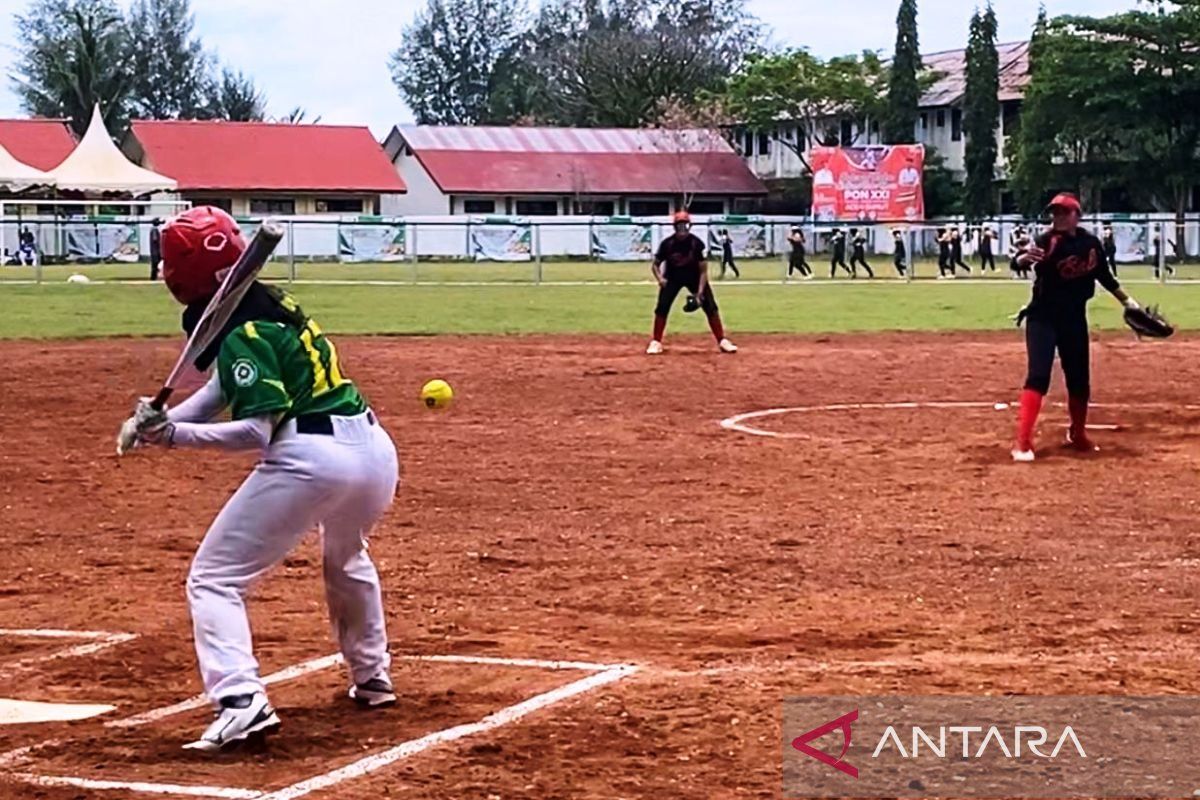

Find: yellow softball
420;379;454;410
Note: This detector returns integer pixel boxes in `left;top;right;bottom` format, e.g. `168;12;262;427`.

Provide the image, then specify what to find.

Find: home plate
0;698;115;724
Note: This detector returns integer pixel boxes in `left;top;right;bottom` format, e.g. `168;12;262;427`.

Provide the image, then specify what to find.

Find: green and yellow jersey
216;316;365;422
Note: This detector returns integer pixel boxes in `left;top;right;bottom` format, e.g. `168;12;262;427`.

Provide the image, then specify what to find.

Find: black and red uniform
1015;225;1118;450
652;232;725;342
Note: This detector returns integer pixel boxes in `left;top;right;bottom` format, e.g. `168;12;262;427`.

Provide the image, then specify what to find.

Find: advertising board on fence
471;217;532;262
707;216;767;258
591;218;653;261
338;221;407;263
65;221;140;262
811;145;925;222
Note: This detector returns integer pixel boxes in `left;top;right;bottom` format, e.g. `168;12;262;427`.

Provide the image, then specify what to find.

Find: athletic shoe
646;340;663;355
1066;430;1099;452
718;338;738;354
183;692;280;753
1011;448;1036;463
349;675;397;708
803;274;814;281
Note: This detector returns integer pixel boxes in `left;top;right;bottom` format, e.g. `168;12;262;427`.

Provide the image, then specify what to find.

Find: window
315;197;364;214
463;199;496;214
951;108;963;142
840;119;854;145
515;199;559;216
1002;101;1022;139
758;132;771;156
687;199;725;215
628;199;670;217
936;110;946;128
573;200;615;216
250;198;295;215
200;198;233;213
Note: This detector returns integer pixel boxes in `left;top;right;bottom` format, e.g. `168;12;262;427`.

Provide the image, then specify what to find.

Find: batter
119;207;400;752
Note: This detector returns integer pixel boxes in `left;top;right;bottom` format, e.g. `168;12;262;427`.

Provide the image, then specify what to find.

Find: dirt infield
1;332;1198;799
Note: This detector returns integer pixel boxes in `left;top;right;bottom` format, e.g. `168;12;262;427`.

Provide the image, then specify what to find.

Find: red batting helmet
1046;193;1082;214
161;206;246;305
673;211;691;225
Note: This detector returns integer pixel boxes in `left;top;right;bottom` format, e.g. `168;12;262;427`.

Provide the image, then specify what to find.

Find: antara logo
791;711;1087;778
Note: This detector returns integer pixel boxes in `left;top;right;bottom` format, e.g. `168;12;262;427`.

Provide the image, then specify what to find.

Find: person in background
17;226;36;267
1101;223;1117;276
1009;224;1028;279
717;229;740;280
891;229;907;277
978;226;997;273
787;226;812;280
950;226;970;274
149;218;163;281
848;227;874;278
936;227;954;279
1151;229;1175;278
829;228;852;278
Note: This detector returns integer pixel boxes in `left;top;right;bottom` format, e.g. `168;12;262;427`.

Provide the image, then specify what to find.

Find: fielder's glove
683;294;701;313
1123;302;1175;339
116;397;171;455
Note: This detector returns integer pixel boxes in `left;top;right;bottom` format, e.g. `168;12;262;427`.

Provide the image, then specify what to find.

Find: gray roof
919;41;1030;108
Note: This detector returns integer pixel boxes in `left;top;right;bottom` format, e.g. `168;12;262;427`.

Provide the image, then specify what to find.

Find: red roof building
123;120;406;216
382;125;766;217
0;119;76;171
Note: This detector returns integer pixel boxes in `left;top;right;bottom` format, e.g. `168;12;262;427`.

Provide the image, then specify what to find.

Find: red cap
1046;193;1082;213
161;207;247;305
673;211;691;224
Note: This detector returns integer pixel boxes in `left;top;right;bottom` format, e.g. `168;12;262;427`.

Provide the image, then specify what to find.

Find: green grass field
2;260;1198;340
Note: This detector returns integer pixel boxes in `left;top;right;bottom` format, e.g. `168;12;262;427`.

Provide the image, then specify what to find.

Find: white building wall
386;152;450;215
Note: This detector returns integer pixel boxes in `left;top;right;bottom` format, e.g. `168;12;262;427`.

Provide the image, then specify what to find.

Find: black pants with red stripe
1024;312;1090;399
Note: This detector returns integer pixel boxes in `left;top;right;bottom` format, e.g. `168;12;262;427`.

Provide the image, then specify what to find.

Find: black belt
295;410;376;436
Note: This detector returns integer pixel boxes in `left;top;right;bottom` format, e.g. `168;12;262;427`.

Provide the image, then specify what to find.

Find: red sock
1015;388;1044;451
1068;395;1089;438
652;314;667;342
708;313;726;341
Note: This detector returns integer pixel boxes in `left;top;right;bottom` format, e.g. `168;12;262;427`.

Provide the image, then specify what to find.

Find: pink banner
811;145;925;222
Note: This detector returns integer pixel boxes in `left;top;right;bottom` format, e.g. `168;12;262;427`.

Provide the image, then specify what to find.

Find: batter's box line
3;652;639;800
0;628;139;673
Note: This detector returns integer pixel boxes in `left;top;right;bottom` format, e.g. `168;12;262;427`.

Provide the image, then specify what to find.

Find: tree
389;0;528;125
962;4;1000;218
523;0;764;127
206;68;266;121
10;0;132;136
652;95;735;209
883;0;921;144
716;49;886;173
1011;4;1200;227
275;106;322;124
125;0;211;119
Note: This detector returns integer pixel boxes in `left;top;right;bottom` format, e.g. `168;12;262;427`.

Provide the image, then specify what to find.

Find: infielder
119;207;400;752
1011;194;1141;461
647;211;737;354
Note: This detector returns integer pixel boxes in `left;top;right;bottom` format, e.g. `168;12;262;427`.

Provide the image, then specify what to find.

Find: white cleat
183;692;280;753
1011;448;1036;463
718;338;738;354
646;340;664;355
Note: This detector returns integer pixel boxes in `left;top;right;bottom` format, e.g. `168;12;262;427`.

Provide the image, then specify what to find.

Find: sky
0;0;1143;138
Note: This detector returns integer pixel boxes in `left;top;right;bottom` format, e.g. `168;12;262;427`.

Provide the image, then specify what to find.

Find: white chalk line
0;628;130;640
256;664;638;800
4;773;262;799
2;633;139;673
719;400;1200;439
7;652;638;800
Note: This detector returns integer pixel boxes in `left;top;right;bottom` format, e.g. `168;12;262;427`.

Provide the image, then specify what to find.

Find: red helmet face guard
161;206;247;305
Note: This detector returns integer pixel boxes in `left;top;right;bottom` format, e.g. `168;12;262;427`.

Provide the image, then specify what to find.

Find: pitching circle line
718;400;1200;440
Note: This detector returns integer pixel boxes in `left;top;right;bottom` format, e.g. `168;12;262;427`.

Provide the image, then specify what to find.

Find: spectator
149;218;163;280
17;226;36;266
